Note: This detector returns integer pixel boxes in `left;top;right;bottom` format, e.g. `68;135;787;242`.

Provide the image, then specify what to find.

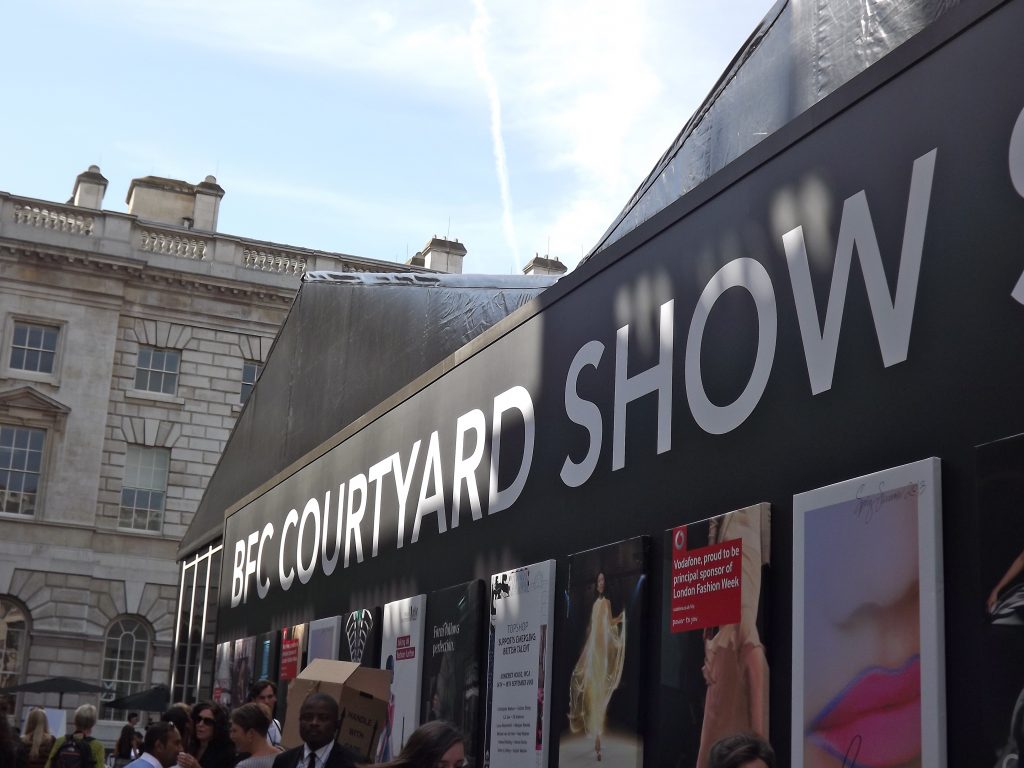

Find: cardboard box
281;658;392;760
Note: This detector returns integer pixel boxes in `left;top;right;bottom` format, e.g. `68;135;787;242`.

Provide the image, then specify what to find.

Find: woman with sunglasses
176;702;238;768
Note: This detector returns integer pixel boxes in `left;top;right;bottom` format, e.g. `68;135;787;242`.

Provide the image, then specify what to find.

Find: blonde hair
21;708;51;759
72;704;97;732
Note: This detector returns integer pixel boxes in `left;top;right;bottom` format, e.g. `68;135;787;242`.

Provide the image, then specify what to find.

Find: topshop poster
792;459;944;768
213;641;233;708
485;559;556;768
231;636;256;706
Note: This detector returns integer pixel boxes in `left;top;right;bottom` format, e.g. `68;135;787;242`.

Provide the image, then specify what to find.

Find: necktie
307;751;317;768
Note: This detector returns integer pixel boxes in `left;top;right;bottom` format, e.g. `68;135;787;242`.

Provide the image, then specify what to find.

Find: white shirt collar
301;741;334;768
137;753;163;768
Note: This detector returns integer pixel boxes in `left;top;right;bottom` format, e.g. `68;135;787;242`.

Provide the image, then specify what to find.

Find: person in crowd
229;703;281;768
161;707;193;756
707;732;776;768
246;681;281;748
123;722;183;768
112;723;139;767
127;714;140;730
1;702;18;768
175;703;237;768
270;693;358;768
45;704;105;768
16;707;54;768
374;721;466;768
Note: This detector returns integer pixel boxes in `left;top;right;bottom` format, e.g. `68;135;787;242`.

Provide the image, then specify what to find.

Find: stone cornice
2;241;296;304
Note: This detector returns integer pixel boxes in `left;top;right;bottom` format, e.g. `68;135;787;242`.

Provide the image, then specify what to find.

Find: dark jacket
270;744;359;768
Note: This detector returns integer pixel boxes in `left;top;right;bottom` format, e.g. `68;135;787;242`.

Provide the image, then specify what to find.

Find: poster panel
484;559;556;768
254;630;279;683
422;580;485;767
278;623;307;727
558;537;648;767
792;458;944;768
308;616;343;663
213;641;233;707
340;607;382;668
378;594;427;761
231;636;256;706
659;504;770;767
977;434;1024;766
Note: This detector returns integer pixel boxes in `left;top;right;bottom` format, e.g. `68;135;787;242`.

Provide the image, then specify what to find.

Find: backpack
53;733;95;768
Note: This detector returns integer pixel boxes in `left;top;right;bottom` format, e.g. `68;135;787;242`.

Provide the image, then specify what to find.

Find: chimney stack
411;236;467;274
71;165;108;209
126;174;225;231
523;254;567;277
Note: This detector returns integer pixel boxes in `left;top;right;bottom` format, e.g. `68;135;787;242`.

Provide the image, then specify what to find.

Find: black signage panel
221;3;1024;764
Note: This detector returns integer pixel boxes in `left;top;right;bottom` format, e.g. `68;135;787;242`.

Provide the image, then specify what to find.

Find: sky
0;1;773;275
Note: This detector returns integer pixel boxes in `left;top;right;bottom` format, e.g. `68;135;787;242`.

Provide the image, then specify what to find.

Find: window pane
120;446;169;532
0;426;43;518
41;328;57;352
39;352;54;374
27;327;41;348
12;325;26;346
134;369;149;391
161;374;176;395
138;348;151;368
24;350;39;371
9;348;24;370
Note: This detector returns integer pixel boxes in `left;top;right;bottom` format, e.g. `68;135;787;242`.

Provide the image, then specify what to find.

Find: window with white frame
119;446;169;532
240;361;262;404
101;617;150;719
9;322;59;375
134;347;180;395
0;426;44;516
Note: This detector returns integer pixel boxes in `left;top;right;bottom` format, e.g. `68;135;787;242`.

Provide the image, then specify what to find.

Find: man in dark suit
271;693;360;768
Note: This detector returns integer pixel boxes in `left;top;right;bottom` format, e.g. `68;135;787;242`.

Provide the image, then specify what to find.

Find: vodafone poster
659;503;771;768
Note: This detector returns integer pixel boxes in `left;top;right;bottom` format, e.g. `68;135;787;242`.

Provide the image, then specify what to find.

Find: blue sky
0;1;772;274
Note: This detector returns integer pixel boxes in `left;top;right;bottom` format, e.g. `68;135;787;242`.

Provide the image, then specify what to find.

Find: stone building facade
0;166;432;738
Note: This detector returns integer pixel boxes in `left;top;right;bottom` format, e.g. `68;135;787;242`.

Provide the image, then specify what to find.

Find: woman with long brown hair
374;721;466;768
16;708;54;768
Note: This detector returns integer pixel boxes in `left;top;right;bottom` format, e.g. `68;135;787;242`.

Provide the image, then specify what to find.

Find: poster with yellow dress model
558;536;648;768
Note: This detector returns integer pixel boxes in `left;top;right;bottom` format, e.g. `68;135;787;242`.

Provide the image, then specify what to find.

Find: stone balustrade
2;191;422;279
13;203;94;236
138;228;208;260
241;247;307;275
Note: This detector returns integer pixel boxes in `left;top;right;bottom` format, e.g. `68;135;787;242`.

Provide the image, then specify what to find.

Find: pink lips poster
792;458;945;768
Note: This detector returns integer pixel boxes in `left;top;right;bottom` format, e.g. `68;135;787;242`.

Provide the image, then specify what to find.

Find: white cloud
77;0;771;270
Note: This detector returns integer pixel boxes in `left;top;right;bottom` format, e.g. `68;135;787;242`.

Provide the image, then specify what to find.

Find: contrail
470;0;520;270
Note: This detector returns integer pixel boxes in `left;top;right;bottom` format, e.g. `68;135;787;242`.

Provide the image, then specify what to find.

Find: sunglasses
195;716;216;726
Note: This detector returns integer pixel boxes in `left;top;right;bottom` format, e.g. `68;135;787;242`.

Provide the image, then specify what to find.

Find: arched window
101;617;151;719
0;597;29;713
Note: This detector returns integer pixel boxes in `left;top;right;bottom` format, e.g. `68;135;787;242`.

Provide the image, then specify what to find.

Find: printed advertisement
231;636;256;707
792;459;944;768
485;559;556;768
659;504;770;768
977;434;1024;767
340;607;382;668
558;537;647;768
422;580;485;767
378;594;427;762
213;641;233;707
307;616;343;663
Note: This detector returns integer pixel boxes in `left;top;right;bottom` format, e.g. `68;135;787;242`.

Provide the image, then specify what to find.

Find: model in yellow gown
568;572;627;761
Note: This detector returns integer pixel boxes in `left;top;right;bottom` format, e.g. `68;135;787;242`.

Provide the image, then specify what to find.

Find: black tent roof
179;272;556;558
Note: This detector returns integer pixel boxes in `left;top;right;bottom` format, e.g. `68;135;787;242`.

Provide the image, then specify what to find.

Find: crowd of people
0;686;775;768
